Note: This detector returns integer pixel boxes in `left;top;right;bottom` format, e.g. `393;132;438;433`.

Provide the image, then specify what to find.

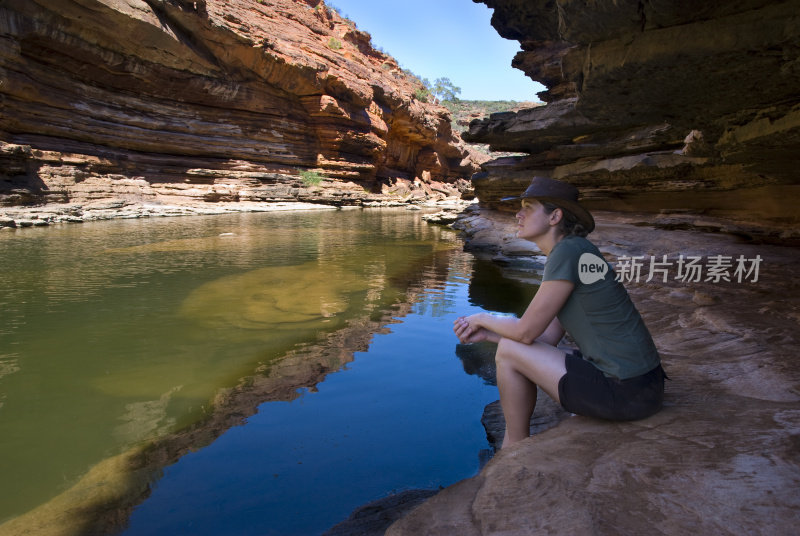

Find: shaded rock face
0;0;479;208
466;0;800;237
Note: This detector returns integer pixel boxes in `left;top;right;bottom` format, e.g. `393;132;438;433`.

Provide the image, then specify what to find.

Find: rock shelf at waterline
0;198;475;230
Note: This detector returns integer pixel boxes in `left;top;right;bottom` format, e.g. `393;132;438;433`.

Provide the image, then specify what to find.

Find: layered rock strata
0;0;479;213
465;0;800;239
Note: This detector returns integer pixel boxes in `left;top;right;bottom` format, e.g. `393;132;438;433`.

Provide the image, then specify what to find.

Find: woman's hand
453;314;498;344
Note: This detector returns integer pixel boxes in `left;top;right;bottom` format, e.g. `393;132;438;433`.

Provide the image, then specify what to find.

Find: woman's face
516;199;553;241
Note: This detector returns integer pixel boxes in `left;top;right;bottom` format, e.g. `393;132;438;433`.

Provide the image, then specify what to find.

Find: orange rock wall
0;0;479;207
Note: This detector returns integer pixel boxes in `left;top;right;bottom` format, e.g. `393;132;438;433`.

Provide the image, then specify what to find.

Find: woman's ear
550;207;564;225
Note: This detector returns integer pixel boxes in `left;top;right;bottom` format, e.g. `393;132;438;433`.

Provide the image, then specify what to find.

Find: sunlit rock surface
0;0;479;212
464;0;800;240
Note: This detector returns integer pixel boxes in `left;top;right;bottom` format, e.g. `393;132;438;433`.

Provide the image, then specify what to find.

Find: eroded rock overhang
465;0;800;238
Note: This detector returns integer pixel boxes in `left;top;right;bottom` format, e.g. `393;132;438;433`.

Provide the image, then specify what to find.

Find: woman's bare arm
454;280;573;345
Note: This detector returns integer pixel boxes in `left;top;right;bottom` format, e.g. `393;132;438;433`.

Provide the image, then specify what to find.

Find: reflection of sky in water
0;209;539;532
123;273;502;536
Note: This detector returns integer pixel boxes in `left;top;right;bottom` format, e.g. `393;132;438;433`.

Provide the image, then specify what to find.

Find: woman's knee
495;339;567;388
495;338;516;367
495;338;533;373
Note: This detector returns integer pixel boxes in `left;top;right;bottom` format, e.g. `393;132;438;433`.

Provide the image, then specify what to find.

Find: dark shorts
558;351;665;421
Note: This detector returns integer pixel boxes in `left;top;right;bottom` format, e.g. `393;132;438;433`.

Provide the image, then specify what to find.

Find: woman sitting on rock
453;176;665;448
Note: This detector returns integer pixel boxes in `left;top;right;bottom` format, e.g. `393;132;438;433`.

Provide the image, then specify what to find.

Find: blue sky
326;0;545;102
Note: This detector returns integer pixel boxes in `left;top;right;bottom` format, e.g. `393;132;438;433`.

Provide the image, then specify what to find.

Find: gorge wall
465;0;800;241
0;0;479;216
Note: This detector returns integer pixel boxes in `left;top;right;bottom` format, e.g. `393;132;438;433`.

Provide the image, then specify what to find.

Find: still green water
0;208;537;534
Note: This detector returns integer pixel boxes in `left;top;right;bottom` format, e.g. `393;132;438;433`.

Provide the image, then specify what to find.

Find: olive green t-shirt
543;235;660;379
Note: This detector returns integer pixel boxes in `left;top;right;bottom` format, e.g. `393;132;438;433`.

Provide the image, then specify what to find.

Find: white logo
579;252;608;284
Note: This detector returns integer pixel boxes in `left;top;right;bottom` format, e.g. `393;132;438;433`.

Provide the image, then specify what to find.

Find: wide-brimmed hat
502;176;595;233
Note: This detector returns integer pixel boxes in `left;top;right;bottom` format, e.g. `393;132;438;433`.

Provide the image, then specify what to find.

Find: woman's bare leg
495;337;567;448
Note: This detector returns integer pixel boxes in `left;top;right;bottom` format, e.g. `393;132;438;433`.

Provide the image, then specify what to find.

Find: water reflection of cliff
467;258;538;317
0;214;465;536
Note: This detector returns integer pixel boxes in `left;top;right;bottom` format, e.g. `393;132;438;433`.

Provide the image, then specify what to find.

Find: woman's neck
538;230;567;255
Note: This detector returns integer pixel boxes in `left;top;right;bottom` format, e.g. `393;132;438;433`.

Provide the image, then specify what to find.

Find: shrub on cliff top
413;87;431;102
327;37;342;50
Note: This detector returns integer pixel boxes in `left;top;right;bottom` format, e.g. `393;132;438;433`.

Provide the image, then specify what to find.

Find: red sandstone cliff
0;0;480;210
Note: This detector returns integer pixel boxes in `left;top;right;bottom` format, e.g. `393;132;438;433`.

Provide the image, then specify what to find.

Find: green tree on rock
432;77;461;102
410;76;461;104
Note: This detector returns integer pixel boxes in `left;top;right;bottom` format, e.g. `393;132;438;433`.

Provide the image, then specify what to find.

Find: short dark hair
540;201;590;237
